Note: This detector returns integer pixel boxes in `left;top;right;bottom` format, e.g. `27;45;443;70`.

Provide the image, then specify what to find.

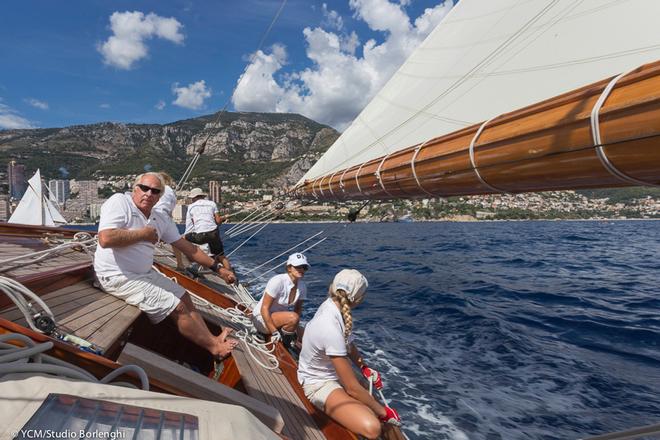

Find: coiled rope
0;333;149;390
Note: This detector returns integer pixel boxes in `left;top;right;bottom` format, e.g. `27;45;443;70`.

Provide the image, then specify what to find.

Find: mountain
0;112;340;187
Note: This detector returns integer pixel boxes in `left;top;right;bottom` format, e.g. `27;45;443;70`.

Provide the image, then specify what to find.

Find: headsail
8;169;67;226
298;0;660;199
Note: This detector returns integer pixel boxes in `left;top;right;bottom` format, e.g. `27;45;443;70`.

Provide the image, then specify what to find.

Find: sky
0;0;453;132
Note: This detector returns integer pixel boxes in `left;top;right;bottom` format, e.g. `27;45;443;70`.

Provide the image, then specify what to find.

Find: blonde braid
331;288;353;343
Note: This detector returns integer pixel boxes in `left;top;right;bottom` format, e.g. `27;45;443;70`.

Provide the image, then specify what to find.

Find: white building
48;179;70;204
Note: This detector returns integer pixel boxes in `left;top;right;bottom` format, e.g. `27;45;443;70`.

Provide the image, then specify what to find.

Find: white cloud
322;3;344;30
25;98;48;110
172;80;211;110
0;100;34;129
98;11;184;70
155;100;166;110
232;0;452;130
0;101;34;129
99;103;111;109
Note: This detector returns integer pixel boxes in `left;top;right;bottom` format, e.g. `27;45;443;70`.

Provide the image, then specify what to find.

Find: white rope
311;177;319;199
246;236;327;284
226;211;277;238
590;68;660;188
225;221;270;258
226;203;272;235
355;161;368;195
339;167;350;193
0;233;97;272
327;171;339;199
241;230;325;276
375;152;395;198
0;276;56;333
410;139;436;197
468;116;509;193
0;333;149;390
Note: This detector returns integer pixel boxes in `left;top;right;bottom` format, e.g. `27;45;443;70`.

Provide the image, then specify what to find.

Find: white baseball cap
332;269;368;305
287;253;309;269
189;187;207;198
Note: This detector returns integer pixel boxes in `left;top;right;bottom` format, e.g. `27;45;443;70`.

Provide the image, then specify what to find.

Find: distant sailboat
8;169;67;226
296;0;660;200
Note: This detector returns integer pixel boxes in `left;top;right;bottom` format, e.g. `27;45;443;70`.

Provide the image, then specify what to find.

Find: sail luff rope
246;236;328;284
240;230;325;276
174;0;288;192
306;0;563;179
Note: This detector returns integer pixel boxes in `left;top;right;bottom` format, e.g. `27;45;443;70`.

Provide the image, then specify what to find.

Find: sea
223;220;659;440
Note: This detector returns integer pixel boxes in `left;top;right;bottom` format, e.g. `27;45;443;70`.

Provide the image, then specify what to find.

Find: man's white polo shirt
154;186;176;217
185;199;219;234
94;193;181;277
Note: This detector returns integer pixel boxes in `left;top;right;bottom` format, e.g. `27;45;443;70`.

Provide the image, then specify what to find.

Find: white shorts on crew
252;314;269;334
98;269;186;324
302;380;343;410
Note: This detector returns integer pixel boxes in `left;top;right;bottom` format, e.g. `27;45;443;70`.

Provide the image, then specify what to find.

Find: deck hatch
15;393;199;440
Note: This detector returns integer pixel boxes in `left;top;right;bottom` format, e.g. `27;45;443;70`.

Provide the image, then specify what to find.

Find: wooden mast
294;60;660;201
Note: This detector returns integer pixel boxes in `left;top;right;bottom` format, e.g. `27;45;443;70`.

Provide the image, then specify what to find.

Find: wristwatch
209;262;219;272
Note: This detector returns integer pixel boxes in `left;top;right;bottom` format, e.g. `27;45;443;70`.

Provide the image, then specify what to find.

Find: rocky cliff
0;111;340;187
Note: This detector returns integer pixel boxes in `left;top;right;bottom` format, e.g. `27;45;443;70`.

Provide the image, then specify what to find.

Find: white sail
9;169;67;226
301;0;660;183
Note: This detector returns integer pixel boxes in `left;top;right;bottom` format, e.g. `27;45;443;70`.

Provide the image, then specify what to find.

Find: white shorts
303;380;343;410
98;269;186;324
252;314;269;334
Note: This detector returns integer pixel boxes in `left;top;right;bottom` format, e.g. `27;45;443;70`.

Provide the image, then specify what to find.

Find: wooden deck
193;296;328;440
0;279;141;354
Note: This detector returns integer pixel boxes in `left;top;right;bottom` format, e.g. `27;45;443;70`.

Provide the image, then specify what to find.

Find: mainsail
297;0;660;199
8;169;67;226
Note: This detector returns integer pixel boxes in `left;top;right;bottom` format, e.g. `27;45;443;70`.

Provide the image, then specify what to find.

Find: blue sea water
224;220;660;440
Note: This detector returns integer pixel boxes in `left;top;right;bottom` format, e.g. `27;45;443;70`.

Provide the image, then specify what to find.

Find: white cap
332;269;368;305
189;188;207;198
287;253;309;268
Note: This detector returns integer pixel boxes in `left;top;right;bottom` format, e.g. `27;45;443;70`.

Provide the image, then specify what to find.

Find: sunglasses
293;265;309;272
136;184;162;195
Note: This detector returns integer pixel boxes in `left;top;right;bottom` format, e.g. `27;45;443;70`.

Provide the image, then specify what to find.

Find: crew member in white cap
297;269;401;439
184;187;235;284
252;253;309;346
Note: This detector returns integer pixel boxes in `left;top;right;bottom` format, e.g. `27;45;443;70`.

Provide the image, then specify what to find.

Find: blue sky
0;0;453;131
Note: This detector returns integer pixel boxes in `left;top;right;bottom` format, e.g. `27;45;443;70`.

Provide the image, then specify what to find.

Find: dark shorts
185;229;225;257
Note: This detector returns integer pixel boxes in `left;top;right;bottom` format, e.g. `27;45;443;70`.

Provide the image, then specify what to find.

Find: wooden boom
295;60;660;200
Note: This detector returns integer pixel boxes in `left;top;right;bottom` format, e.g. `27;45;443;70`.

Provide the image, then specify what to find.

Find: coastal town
2;160;659;224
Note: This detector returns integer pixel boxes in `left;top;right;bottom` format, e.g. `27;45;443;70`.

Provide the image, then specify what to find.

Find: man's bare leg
170;294;237;357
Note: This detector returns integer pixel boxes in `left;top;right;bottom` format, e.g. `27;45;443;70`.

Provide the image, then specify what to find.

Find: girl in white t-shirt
297;269;401;439
252;253;309;346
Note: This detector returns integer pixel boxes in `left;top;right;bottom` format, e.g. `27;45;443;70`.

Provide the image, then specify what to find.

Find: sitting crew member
252;253;309;347
184;187;235;284
154;172;185;271
94;172;238;358
297;269;401;439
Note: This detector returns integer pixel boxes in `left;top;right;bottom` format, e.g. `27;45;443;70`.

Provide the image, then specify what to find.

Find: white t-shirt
154;186;176;217
297;298;352;385
94;193;182;277
185;199;218;234
253;273;307;320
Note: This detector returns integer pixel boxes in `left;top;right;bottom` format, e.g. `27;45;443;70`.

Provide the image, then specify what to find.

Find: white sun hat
332;269;368;305
286;253;309;268
189;188;207;198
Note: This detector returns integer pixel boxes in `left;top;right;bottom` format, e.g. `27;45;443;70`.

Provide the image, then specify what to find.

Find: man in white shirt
153;172;185;271
94;172;237;358
184;188;235;283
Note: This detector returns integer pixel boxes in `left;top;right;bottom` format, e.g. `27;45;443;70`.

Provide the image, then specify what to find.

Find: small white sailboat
8;169;67;227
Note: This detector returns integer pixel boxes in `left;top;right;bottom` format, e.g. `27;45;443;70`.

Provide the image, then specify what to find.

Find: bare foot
214;339;238;358
219;327;234;342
